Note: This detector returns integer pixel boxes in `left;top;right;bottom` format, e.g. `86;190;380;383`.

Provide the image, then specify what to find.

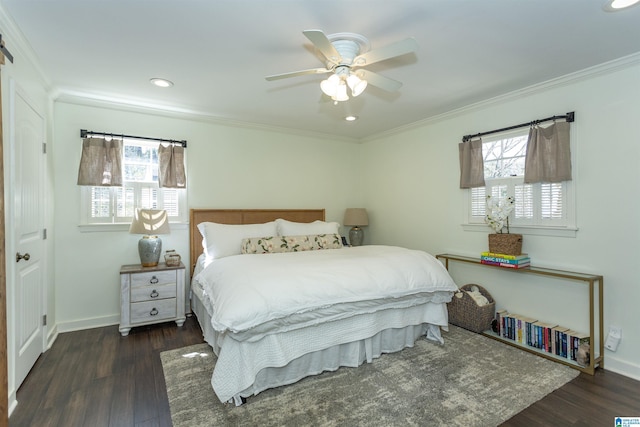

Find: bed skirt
191;289;449;404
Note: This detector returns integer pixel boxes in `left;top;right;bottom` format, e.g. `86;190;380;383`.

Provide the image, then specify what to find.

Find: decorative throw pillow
241;234;343;254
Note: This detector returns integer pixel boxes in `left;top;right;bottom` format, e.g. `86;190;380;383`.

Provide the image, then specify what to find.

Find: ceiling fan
265;30;418;102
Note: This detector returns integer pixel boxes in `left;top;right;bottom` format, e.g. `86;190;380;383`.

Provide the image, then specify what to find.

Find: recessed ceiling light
603;0;640;11
150;78;174;88
345;115;358;122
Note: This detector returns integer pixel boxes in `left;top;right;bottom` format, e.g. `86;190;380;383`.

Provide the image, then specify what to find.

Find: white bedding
193;245;458;336
191;245;458;403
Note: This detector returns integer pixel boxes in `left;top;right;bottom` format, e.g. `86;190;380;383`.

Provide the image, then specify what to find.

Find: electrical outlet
605;326;622;351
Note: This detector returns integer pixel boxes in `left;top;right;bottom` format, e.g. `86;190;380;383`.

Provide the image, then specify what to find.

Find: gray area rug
161;326;579;426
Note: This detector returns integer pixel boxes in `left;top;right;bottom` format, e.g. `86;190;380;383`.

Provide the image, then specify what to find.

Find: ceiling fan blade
357;69;403;92
265;68;330;81
353;37;418;67
303;29;342;65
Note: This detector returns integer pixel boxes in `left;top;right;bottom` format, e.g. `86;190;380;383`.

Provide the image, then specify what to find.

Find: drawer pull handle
150;290;159;298
150;308;159;316
150;276;159;284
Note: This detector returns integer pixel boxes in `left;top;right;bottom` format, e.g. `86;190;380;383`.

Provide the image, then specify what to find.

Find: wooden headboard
189;208;326;276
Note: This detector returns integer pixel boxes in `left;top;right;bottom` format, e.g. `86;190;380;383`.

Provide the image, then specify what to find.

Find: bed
189;208;458;405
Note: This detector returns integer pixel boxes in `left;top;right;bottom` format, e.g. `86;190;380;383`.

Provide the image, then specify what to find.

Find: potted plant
485;195;522;255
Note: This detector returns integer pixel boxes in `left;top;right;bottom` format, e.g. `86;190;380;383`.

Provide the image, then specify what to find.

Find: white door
12;86;45;388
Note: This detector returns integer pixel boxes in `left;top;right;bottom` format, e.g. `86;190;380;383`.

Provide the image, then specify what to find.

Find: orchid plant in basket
485;195;515;234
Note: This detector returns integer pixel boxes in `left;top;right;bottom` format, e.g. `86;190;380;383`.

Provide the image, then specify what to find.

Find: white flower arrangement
485;195;515;234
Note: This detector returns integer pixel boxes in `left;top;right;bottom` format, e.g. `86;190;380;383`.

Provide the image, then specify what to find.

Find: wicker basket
488;233;523;256
447;284;495;333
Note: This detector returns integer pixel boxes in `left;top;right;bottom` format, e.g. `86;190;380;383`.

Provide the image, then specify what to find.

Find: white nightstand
119;262;186;336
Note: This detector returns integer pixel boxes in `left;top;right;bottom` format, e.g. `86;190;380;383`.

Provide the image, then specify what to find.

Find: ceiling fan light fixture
347;74;367;97
320;74;340;97
333;81;349;102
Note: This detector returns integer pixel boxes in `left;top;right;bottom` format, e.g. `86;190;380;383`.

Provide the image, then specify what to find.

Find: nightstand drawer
131;283;177;302
130;270;176;288
130;298;177;324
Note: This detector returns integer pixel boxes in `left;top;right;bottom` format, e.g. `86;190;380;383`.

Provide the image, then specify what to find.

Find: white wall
52;102;361;330
360;58;640;379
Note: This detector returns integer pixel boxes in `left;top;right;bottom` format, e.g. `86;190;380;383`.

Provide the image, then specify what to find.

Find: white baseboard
56;314;120;333
46;323;59;350
603;355;640;381
8;390;17;417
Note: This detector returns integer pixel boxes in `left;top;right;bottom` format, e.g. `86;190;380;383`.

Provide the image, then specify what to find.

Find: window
80;139;187;225
465;129;575;236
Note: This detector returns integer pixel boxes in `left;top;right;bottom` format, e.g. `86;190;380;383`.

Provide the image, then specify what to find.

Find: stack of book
480;252;530;269
494;309;590;363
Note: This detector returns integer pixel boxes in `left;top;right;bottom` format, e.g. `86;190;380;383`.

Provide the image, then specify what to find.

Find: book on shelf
480;255;530;264
504;313;518;340
499;312;514;339
551;326;570;356
533;322;557;352
480;252;529;260
519;316;538;346
480;259;531;269
481;257;531;266
495;309;508;335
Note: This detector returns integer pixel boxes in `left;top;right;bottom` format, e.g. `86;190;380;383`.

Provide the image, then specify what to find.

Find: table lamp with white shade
343;208;368;246
129;208;170;267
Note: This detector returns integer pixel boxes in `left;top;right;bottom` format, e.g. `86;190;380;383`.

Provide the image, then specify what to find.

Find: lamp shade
347;74;367;97
320;74;340;97
129;209;170;235
343;208;369;227
129;209;170;267
344;208;368;246
334;81;349;102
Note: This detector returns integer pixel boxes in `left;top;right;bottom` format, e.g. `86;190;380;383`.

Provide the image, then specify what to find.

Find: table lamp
343;208;369;246
129;208;170;267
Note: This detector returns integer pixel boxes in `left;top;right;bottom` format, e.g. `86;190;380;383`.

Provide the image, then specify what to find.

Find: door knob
16;252;31;262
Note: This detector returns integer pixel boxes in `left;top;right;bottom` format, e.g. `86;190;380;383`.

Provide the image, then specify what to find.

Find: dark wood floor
9;316;640;426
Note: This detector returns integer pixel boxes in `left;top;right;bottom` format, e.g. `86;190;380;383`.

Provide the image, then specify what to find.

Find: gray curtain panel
524;122;572;183
76;137;123;186
459;138;485;188
158;144;186;188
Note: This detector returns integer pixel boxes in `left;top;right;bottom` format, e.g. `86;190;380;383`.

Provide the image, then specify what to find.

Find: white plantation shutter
470;187;486;217
140;186;158;209
114;187;133;219
90;187;111;219
515;184;533;220
541;183;565;221
162;189;180;217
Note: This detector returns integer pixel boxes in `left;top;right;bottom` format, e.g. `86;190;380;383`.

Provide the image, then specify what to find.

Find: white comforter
194;245;457;335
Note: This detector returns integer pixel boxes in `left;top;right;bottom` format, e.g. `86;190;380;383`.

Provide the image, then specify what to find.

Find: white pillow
197;221;278;260
275;218;340;236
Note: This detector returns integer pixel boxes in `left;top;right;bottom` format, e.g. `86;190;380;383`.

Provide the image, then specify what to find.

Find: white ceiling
2;0;639;140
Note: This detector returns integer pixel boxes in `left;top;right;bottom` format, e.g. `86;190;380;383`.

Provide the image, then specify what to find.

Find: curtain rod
80;129;187;148
0;34;14;63
461;111;575;142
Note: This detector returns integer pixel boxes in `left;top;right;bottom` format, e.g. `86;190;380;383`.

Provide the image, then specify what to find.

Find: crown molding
55;90;359;144
0;4;51;89
363;51;640;143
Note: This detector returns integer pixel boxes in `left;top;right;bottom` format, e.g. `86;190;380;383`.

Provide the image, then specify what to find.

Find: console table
436;253;604;375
